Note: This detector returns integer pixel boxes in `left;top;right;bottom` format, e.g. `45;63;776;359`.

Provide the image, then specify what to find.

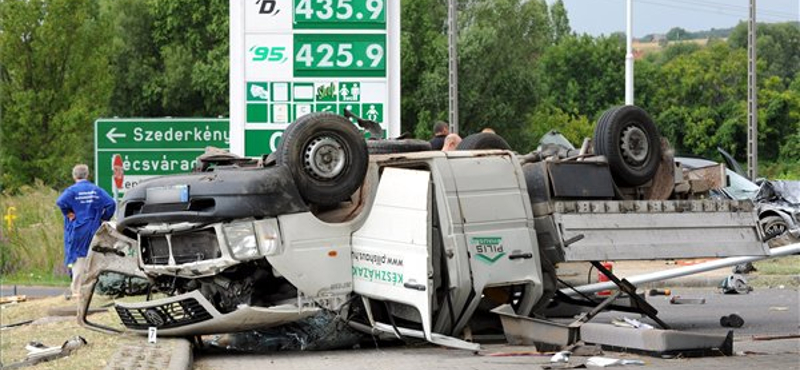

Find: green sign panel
231;0;398;155
293;34;386;78
293;0;386;29
94;119;229;197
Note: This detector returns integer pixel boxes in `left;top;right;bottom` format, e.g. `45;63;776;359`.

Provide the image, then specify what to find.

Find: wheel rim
303;135;346;179
765;221;787;237
620;124;649;167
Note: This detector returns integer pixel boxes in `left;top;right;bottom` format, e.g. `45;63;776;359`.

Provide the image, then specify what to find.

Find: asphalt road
194;287;800;370
0;285;66;298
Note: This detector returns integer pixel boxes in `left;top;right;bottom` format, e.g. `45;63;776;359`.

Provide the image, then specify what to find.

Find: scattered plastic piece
719;274;752;294
768;307;788;311
550;350;572;363
586;356;645;367
752;334;800;341
669;296;706;305
647;289;670;296
486;351;549;357
720;314;745;328
611;317;654;330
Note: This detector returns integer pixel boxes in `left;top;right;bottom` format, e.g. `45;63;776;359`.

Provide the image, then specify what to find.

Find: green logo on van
471;236;505;265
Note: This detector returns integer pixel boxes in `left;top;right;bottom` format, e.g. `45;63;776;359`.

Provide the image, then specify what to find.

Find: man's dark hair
433;121;449;135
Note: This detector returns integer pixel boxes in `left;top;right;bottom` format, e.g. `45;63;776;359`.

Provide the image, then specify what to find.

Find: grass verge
1;182;67;282
0;296;123;370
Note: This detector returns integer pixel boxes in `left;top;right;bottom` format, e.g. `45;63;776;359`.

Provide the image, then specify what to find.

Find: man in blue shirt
56;164;116;298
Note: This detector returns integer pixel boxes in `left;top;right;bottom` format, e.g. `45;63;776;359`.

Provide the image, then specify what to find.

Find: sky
558;0;800;37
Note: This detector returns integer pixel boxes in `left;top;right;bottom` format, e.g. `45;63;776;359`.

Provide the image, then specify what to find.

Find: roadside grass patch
0;296;125;370
754;255;800;276
1;182;68;283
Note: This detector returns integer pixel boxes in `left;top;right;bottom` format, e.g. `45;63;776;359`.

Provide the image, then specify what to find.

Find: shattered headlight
254;219;282;256
224;222;259;260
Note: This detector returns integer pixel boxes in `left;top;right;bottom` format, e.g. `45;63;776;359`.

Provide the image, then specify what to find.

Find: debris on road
647;289;671;296
719;274;753;294
669;296;706;305
2;336;87;369
585;356;645;367
611;317;654;330
719;314;745;328
484;350;550;357
768;306;788;311
0;320;33;330
751;334;800;341
550;350;572;363
581;323;734;357
205;311;363;352
0;295;27;305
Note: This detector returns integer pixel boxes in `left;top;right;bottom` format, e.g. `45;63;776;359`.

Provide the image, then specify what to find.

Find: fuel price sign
230;0;400;157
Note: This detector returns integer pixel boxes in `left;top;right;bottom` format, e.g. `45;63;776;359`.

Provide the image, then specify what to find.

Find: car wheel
761;215;790;240
594;105;662;186
276;112;368;206
367;139;432;154
456;132;511;150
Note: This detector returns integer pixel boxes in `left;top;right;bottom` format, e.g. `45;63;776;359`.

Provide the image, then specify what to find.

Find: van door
352;167;478;350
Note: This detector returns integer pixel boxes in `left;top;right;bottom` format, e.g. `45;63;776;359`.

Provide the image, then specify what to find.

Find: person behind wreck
429;121;449;150
442;133;462;151
56;164;116;298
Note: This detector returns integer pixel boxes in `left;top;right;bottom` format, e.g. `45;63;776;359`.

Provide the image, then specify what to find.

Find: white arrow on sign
106;127;127;144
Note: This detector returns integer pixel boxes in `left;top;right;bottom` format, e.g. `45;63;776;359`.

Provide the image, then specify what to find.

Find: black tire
276;112;368;206
761;215;790;240
456;132;511;150
593;106;620;156
593;105;661;186
367;139;431;154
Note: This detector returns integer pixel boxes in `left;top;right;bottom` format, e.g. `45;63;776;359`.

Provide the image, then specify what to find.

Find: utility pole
747;0;758;180
625;0;634;105
448;0;459;134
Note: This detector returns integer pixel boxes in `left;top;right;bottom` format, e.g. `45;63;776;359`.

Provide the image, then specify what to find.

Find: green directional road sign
94;118;230;198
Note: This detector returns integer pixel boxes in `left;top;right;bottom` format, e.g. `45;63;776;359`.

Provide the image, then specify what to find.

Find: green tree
549;0;571;44
665;27;689;41
457;0;552;150
0;0;113;191
400;0;449;136
729;22;800;84
147;0;229;116
538;34;625;121
104;0;164;117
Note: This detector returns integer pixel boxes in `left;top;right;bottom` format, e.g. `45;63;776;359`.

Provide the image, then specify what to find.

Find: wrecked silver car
678;156;800;242
78;107;773;351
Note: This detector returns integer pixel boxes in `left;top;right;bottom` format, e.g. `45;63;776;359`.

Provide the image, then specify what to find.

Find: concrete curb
104;337;193;370
168;338;193;370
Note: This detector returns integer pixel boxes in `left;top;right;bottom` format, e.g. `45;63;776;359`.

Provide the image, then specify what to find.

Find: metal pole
448;0;459;134
747;0;758;180
560;243;800;297
625;0;634;105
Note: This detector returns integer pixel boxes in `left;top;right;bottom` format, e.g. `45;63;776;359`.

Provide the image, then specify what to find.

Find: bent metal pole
560;243;800;297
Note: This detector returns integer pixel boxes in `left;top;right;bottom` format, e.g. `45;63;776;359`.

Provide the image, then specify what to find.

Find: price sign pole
229;0;401;157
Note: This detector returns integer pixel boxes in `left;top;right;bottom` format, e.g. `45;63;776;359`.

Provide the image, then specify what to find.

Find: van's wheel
276;112;368;206
367;139;431;154
456;132;511;150
761;215;790;241
594;105;661;186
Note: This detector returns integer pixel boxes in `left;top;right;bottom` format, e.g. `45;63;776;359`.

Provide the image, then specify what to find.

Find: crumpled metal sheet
764;180;800;205
206;311;365;352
